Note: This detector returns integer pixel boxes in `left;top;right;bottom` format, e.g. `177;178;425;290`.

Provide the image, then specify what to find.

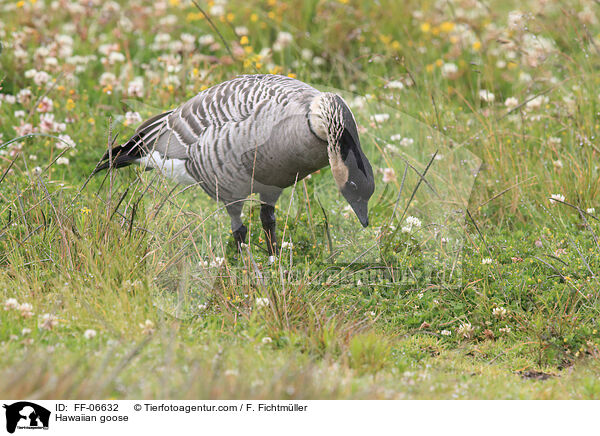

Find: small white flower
547;137;562;147
400;137;414;147
4;298;18;311
457;322;475;339
56;134;76;149
281;241;293;250
525;95;548;111
36;96;53;113
56;157;70;165
508;10;526;30
39;313;59;331
586;208;595;214
386;80;404;90
84;329;97;339
22;328;32;335
492;306;507;319
553;160;563;169
382;167;396;183
370;113;390;123
441;62;459;80
124;111;142;126
504;97;519;108
499;326;512;334
255;297;270;308
261;336;273;344
126;77;144;97
479;89;495;103
273;31;293;51
140;319;155;335
401;216;422;233
441;330;452;336
481;258;493;265
549;193;565;204
198;34;215;46
19;303;34;318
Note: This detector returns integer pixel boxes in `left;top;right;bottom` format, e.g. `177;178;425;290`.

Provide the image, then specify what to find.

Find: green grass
1;0;600;399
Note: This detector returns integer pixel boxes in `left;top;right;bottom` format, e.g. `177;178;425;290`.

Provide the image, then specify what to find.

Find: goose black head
317;93;375;227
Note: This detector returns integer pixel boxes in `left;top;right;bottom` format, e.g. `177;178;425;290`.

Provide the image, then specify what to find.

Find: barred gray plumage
95;74;375;256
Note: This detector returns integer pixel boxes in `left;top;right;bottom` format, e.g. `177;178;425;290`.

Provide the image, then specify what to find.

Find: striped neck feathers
309;93;350;188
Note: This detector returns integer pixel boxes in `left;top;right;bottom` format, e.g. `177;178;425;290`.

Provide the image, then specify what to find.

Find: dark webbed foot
232;224;248;252
260;204;278;257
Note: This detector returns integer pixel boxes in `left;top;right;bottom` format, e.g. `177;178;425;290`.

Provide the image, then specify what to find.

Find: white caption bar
0;400;595;435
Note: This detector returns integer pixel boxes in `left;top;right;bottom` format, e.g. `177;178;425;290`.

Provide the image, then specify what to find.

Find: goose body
96;74;374;255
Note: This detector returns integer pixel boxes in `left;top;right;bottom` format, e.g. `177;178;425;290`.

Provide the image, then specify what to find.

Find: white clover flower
255;297;270;308
56;134;75;149
19;303;33;318
198;34;215;46
525;95;548;111
370;113;390;123
384;144;399;154
492;306;507;319
209;4;225;16
406;216;422;227
17;88;32;104
441;62;459;79
382;167;396;183
99;72;117;87
508;10;527;30
140;319;155;335
549;193;565;204
4;298;18;311
401;216;422;233
33;71;51;86
126;77;144;97
124;111;142;126
39;313;58;331
84;329;97;339
386;80;404;90
457;322;475;339
400;137;414;147
14;122;35;136
481;258;493;265
553;160;563;169
479;89;495;103
36;96;53;113
547;137;561;147
210;257;225;268
273;31;293;51
14;110;25;118
504;97;518;108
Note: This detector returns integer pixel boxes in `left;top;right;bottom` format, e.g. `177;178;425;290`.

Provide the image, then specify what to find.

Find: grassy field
1;0;600;399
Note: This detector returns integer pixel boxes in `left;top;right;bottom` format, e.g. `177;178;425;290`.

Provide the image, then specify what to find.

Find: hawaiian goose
95;74;375;256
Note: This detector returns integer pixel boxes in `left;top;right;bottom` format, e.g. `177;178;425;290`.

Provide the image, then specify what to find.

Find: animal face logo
3;402;50;434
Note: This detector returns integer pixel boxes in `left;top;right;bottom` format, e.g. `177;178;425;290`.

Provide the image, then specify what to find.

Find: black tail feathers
93;110;173;175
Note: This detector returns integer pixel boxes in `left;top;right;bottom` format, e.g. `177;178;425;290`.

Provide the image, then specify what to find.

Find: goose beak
350;200;369;227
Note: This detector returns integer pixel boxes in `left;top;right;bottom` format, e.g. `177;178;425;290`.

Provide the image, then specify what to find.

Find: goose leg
227;203;246;252
260;204;278;257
